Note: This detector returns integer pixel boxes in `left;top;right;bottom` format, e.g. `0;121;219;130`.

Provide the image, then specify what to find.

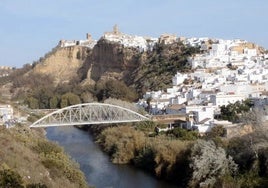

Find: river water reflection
46;126;178;188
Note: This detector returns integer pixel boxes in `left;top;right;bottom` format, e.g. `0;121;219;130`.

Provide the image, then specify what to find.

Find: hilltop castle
57;25;184;51
58;25;123;49
104;24;121;36
58;32;96;49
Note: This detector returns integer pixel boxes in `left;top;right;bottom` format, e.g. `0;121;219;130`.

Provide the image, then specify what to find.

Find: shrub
227;136;268;187
189;140;238;187
208;125;225;137
33;140;63;155
26;97;39;109
135;121;158;133
151;137;190;177
60;92;81;108
97;125;146;163
167;127;198;141
133;147;155;173
41;152;87;187
26;183;48;188
95;80;138;102
0;169;24;188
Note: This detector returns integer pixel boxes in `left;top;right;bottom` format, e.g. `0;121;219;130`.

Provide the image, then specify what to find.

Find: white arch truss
30;103;149;128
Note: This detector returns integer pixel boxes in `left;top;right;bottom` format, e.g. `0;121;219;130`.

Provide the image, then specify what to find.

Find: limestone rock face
32;39;144;86
88;39;142;83
32;46;91;84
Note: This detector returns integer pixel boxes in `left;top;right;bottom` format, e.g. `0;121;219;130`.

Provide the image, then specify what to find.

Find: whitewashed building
172;72;188;85
210;93;245;107
0;105;13;122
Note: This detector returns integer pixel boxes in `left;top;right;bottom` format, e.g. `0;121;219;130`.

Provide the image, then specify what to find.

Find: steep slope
82;38;143;84
8;29;267;107
0;126;89;188
24;35;200;97
32;45;92;84
131;42;199;93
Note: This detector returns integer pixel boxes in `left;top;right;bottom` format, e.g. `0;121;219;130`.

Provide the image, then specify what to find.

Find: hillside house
210;93;245;107
172;72;188;85
183;111;214;134
137;36;268;134
0;105;14;127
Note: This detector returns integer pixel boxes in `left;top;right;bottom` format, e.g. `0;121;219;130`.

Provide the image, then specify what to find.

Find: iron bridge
30;103;149;128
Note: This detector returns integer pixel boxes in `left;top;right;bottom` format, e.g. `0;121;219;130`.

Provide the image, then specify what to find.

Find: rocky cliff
32;45;92;84
83;38;143;84
30;36;198;95
32;38;147;87
13;25;268;96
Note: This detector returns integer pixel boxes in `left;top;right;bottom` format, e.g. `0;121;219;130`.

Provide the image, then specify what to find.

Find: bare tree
240;108;265;128
189;139;237;187
241;108;268;159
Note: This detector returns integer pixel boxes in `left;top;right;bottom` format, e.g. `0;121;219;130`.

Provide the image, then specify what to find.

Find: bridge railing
30;103;149;128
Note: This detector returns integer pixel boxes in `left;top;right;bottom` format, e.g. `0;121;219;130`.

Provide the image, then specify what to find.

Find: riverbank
46;125;177;188
0;125;90;188
88;121;268;188
87;122;193;187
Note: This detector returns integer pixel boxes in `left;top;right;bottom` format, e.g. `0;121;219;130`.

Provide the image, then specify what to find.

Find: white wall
211;94;245;106
172;73;188;85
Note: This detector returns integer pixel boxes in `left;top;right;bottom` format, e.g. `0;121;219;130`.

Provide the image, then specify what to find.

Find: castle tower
113;24;119;35
86;33;92;40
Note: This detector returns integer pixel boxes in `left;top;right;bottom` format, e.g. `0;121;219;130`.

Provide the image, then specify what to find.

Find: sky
0;0;267;68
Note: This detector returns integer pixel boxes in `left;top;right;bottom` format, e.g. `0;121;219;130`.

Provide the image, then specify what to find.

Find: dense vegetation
93;112;268;187
2;64;137;109
0;126;89;188
7;68;138;109
133;42;200;94
219;99;254;122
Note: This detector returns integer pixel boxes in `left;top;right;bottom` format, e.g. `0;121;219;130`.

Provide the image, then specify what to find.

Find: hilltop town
58;25;159;51
1;26;268;188
1;25;268;135
137;36;268;134
58;25;268;135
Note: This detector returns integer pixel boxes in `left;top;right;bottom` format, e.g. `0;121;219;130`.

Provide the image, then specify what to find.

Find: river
46;126;178;188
